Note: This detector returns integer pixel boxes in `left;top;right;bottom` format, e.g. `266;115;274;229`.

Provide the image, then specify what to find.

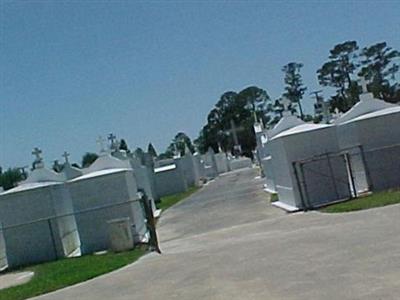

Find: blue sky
1;1;399;168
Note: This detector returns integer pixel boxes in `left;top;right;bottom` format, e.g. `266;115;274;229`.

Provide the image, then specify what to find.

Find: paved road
33;168;400;300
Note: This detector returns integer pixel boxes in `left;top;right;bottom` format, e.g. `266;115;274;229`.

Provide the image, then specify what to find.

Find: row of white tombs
254;87;400;212
0;144;252;271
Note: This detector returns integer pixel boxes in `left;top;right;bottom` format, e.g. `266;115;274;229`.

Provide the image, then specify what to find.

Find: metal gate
293;146;371;210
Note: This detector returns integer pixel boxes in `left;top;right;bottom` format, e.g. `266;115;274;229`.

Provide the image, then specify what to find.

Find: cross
96;136;106;153
32;147;42;161
108;133;116;145
108;133;120;151
62;151;70;164
358;77;369;94
225;119;244;156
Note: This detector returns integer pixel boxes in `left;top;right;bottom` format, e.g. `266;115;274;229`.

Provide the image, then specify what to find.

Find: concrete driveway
33;168;400;300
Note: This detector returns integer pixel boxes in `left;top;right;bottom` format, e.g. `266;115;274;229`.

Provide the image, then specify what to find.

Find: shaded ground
32;168;400;300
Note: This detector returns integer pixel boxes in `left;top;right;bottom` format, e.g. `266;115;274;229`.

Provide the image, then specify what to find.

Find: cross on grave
225;119;244;156
358;77;369;94
32;147;42;161
96;136;106;153
108;133;119;151
108;133;116;144
62;151;70;164
32;147;44;169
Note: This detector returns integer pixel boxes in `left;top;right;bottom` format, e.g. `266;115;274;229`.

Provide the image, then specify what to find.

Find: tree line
191;40;399;157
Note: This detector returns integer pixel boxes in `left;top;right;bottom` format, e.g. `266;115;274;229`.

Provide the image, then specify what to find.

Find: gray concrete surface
0;271;34;290
32;168;400;300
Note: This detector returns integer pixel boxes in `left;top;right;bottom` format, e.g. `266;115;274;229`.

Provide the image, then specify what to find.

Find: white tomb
201;148;218;179
193;152;206;180
228;156;253;171
0;149;81;268
260;97;305;193
113;150;160;217
154;159;188;197
68;154;147;254
335;83;400;192
214;146;230;174
253;120;266;167
174;145;202;187
268;122;346;210
334;78;396;126
265;97;347;210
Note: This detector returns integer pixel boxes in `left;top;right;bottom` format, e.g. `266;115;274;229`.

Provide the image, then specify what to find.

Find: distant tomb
174;145;202;187
154;159;188;197
201;147;218;179
214;146;230;174
68;154;147;254
228;156;253;171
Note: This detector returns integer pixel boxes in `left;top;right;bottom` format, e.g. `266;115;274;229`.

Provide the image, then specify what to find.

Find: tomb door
295;153;354;209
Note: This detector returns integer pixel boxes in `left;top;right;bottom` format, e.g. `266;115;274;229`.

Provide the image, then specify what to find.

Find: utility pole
311;90;330;123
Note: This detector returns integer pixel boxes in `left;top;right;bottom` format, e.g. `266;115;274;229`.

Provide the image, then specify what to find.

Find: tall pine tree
282;62;307;119
147;143;158;158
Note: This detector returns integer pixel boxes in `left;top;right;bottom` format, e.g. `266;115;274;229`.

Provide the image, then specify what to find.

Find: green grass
320;189;400;213
157;186;200;211
0;248;146;300
270;193;279;203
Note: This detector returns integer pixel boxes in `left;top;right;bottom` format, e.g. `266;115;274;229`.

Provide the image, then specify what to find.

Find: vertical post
326;153;339;200
47;219;58;260
140;193;161;254
0;221;6;270
299;162;312;210
358;145;373;191
345;153;357;199
293;162;307;210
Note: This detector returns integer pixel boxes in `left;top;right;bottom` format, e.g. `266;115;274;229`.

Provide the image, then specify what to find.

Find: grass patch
157;186;200;211
0;248;146;300
320;189;400;213
270;193;279;203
